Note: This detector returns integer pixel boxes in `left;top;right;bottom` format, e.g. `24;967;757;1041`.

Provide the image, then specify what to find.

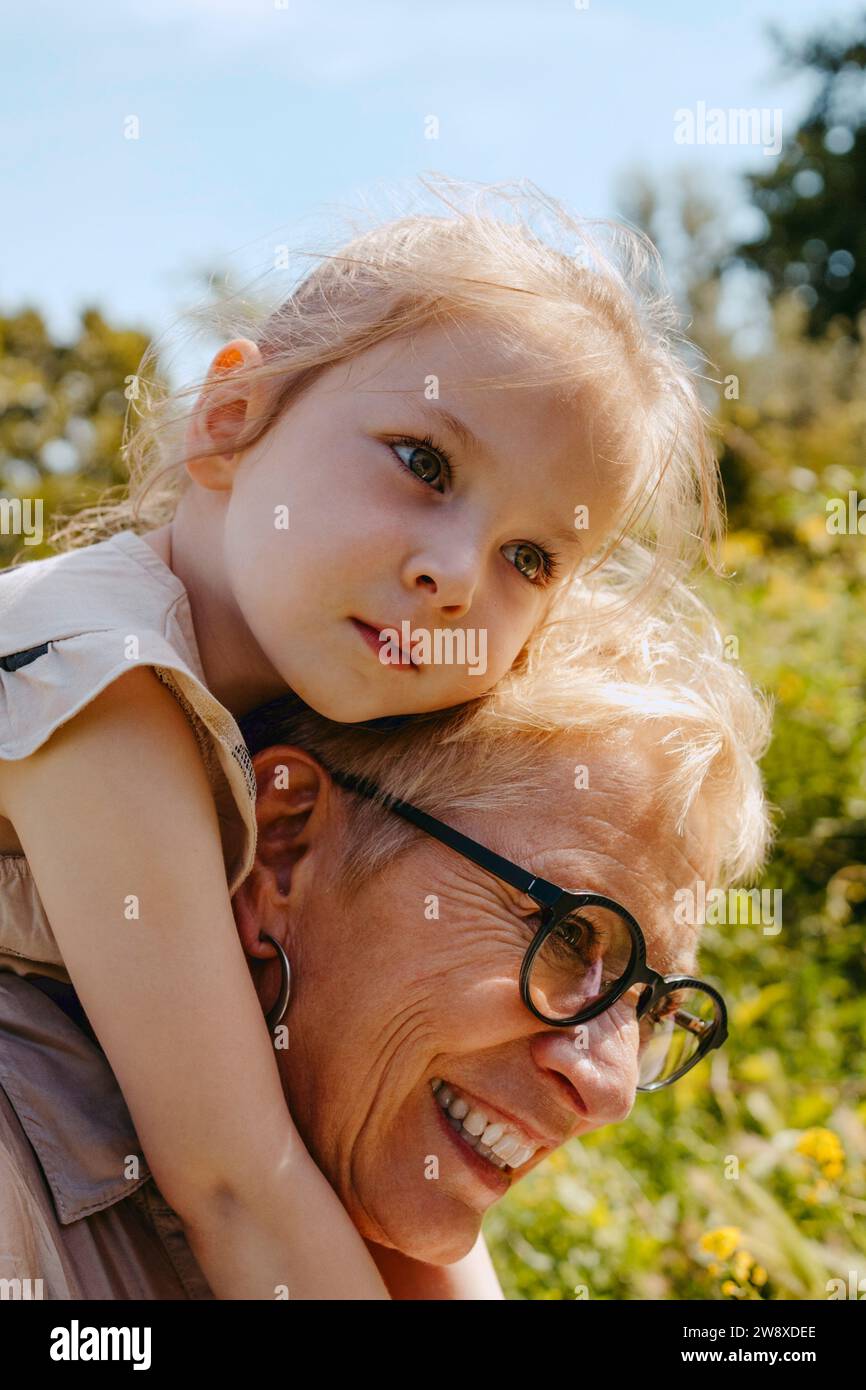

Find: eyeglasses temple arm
327;768;562;908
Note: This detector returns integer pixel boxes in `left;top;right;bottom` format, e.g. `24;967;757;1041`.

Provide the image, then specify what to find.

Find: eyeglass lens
635;986;720;1086
526;906;720;1086
527;902;635;1020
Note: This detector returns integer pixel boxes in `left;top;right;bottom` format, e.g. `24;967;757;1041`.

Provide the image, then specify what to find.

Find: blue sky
1;0;858;378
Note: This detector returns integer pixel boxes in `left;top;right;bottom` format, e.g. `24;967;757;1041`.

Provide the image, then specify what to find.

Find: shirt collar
0;974;151;1224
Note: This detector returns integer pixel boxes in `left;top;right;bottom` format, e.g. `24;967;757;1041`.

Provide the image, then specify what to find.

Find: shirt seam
110;530;189;603
131;1184;211;1298
163;592;207;685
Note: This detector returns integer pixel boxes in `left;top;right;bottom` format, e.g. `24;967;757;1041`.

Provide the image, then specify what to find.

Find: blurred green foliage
0;307;151;568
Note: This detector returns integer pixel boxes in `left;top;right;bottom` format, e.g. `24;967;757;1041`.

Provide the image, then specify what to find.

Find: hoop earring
259;933;292;1033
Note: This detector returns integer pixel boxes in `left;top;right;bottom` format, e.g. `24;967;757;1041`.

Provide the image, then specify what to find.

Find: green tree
0;306;153;566
727;12;866;339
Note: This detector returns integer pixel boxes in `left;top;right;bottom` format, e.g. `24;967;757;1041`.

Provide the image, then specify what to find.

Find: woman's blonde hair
47;173;724;596
240;550;774;897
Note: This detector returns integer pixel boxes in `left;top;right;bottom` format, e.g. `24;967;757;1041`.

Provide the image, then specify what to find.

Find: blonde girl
0;175;722;1299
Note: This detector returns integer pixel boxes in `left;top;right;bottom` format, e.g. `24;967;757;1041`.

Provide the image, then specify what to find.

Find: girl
0;176;722;1298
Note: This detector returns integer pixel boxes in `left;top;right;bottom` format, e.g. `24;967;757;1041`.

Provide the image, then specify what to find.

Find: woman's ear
184;337;267;491
232;746;329;961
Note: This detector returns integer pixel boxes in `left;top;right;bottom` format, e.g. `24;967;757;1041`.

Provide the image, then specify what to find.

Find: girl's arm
364;1231;506;1300
0;666;388;1300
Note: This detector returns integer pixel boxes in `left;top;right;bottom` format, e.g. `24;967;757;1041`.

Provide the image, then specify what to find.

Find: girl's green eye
389;437;556;585
502;540;545;582
392;441;446;490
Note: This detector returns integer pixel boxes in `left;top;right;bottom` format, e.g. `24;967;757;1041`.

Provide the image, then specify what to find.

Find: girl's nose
402;548;481;619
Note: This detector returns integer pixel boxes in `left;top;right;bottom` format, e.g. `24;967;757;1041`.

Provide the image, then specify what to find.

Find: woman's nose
531;1018;640;1129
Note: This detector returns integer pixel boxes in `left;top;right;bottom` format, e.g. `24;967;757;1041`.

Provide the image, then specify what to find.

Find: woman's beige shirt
0;529;259;984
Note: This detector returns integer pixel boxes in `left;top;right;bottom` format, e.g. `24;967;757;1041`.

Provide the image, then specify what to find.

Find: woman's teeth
431;1079;540;1171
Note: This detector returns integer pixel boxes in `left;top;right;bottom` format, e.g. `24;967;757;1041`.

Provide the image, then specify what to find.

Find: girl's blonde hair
240;550;773;896
47;173;724;600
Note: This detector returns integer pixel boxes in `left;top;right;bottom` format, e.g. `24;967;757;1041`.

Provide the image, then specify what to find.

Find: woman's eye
391;439;448;492
501;540;550;584
550;914;594;958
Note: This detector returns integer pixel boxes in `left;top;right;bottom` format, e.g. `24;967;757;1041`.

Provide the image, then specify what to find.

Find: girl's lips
350;618;417;670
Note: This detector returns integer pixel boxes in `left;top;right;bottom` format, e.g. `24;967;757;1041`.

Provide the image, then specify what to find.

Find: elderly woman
0;576;770;1299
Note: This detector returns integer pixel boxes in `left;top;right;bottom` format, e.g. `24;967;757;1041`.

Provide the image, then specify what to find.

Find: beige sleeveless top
0;529;258;986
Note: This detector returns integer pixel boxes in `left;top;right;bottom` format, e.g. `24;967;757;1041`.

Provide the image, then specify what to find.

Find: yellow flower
797;1127;844;1166
700;1227;741;1260
751;1266;768;1287
721;1280;739;1297
708;1263;722;1277
733;1249;754;1282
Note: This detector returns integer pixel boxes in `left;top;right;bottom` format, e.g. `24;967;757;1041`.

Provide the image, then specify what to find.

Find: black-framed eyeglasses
327;766;728;1091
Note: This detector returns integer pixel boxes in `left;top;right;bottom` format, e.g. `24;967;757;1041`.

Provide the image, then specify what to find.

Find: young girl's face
216;318;632;722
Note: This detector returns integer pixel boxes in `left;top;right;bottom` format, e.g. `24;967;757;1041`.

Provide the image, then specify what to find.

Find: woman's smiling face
218;316;634;722
244;734;715;1265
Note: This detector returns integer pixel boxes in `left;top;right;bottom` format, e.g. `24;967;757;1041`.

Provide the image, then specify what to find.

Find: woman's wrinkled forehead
501;740;714;964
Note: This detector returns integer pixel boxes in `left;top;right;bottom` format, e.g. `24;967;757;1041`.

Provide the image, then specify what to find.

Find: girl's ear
231;747;327;961
183;337;266;491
